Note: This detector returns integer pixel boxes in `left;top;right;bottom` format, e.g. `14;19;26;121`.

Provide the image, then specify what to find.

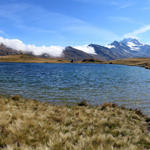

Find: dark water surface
0;63;150;114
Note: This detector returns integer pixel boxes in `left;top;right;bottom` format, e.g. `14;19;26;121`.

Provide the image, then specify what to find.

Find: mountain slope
0;38;150;61
0;44;22;55
63;46;95;61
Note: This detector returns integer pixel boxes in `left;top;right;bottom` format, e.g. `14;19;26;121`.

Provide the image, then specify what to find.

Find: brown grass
0;55;70;63
104;57;150;69
0;95;149;149
1;55;150;70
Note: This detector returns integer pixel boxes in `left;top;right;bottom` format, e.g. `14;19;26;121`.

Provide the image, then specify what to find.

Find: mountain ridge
0;38;150;61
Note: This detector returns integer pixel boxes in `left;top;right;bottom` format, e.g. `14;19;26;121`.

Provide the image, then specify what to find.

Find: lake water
0;62;150;114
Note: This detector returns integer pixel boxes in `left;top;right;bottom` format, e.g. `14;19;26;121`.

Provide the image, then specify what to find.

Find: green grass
0;95;150;150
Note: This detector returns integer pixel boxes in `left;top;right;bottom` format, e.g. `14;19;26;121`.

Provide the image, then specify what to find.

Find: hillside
63;46;95;61
0;44;22;55
1;38;150;61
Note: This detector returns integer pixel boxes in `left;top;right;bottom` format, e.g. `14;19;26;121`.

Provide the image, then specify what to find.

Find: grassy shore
104;58;150;69
1;55;150;70
0;55;70;63
0;95;150;149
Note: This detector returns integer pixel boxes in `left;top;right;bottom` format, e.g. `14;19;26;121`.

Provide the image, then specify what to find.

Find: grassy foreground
0;96;150;150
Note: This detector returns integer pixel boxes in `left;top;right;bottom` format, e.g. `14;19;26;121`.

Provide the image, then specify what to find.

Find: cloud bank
0;37;64;57
0;36;97;57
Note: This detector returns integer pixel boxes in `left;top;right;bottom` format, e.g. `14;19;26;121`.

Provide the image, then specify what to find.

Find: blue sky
0;0;150;46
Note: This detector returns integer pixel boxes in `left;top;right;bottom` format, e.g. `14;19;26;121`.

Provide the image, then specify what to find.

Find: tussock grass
0;95;150;150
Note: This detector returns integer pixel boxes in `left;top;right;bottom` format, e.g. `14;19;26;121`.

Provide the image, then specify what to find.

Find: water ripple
0;63;150;115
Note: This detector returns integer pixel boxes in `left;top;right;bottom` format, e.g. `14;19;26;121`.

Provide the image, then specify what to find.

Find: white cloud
0;2;121;50
65;24;120;43
0;30;8;37
132;25;150;35
124;25;150;38
110;1;134;9
74;45;96;54
0;2;120;46
0;37;64;57
73;0;104;4
0;36;100;57
74;0;133;8
0;30;4;34
0;3;85;35
142;0;150;10
109;16;134;23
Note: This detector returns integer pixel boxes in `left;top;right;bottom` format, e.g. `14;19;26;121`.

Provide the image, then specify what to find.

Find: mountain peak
121;38;142;46
110;41;120;47
120;38;143;51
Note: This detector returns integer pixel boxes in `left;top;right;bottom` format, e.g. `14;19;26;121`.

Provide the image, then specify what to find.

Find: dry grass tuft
0;96;149;150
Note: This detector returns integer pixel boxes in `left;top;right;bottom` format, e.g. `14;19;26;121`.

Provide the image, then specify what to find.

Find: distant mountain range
1;38;150;61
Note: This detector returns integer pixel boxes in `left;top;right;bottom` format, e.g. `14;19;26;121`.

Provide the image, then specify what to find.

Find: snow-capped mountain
1;38;150;61
109;38;143;52
104;38;150;59
121;38;143;51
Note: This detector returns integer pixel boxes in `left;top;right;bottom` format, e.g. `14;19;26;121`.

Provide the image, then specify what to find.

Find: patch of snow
123;49;129;53
127;42;140;51
74;45;96;55
105;45;115;49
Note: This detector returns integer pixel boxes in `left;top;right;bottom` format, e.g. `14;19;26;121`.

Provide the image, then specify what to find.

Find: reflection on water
0;63;150;115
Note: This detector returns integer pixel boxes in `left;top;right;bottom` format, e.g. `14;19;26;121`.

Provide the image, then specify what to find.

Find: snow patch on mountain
105;45;115;49
127;42;140;51
73;45;96;54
